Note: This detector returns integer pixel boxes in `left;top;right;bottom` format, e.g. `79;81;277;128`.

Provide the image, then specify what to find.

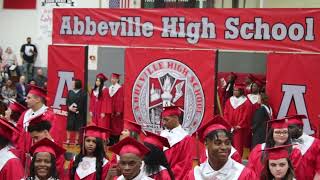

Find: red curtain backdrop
3;0;36;9
267;53;320;138
53;8;320;52
47;45;86;144
124;48;215;134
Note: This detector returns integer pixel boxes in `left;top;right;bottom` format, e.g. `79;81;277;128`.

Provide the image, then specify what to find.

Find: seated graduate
107;137;154;180
27;138;66;180
70;123;112;180
261;145;296;180
143;131;175;180
0;117;24;179
187;115;256;180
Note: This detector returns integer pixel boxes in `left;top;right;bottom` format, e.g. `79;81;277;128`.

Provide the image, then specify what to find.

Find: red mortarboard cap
267;118;288;129
162;106;182;117
30;138;66;158
111;73;121;79
28;113;51;127
286;114;307;126
8;99;27;113
233;83;246;90
123;120;142;134
143;131;170;149
197;115;232;142
247;74;255;81
82;123;111;140
109;137;150;158
230;72;237;78
264;144;292;160
96;73;108;81
28;85;47;98
0;117;20;141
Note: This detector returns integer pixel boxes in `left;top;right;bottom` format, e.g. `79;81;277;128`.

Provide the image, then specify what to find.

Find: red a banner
124;48;215;134
47;45;87;143
3;0;36;9
266;53;320;137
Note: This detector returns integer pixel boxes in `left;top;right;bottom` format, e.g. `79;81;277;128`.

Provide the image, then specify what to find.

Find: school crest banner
124;48;215;134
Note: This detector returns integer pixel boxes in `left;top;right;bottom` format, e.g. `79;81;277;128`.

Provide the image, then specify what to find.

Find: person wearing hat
224;83;253;157
15;85;59;165
109;73;124;145
66;79;86;145
244;74;255;95
187;115;256;180
27;138;66;180
143;131;174;180
222;72;237;108
27;113;66;179
247;117;303;179
287;114;320;180
89;73;112;129
260;145;296;180
107;137;153;180
4;99;27;126
0;117;24;179
160;106;193;180
70;124;112;180
251;93;273;148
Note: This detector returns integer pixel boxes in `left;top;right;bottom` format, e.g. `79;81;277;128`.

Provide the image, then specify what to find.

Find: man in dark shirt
20;37;37;81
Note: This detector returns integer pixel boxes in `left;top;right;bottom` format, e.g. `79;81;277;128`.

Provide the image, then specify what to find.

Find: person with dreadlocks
70;124;112;180
27;138;65;180
89;73;111;129
143;131;175;180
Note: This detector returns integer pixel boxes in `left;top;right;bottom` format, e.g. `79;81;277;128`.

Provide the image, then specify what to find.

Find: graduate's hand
101;113;106;118
106;164;121;180
89;112;93;117
115;112;121;117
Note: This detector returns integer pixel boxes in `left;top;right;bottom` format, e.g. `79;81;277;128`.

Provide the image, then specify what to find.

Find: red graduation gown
0;158;24;180
89;88;111;128
70;158;111;180
294;134;320;180
224;96;253;157
165;136;193;180
247;143;303;179
110;86;124;135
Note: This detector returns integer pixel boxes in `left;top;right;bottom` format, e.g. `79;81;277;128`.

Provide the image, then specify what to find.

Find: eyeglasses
274;130;288;135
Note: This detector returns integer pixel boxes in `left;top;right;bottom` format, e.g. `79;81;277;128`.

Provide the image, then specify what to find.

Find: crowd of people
0;39;320;180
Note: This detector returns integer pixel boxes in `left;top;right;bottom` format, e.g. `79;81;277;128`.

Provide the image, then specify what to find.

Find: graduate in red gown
27;138;66;180
143;131;174;180
27;113;66;179
247;117;303;179
4;99;27;126
109;73;124;145
160;106;193;180
187;115;256;180
224;83;253;157
287;114;320;180
107;137;153;180
14;85;61;165
261;145;297;180
0;117;24;180
90;73;111;129
70;124;112;180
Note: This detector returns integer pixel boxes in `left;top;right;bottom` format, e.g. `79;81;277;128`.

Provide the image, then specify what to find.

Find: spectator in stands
1;79;17;106
33;68;47;88
20;37;37;81
15;75;28;106
1;47;18;77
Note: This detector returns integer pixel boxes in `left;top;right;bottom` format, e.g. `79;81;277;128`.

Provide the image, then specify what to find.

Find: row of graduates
0;83;319;179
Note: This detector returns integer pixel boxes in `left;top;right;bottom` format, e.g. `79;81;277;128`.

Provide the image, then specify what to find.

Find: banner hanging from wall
47;45;87;142
53;8;320;52
124;48;215;134
266;53;320;137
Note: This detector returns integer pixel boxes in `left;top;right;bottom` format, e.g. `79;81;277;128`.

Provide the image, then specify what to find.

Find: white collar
247;94;261;104
261;104;273;117
35;176;55;180
160;125;188;149
23;105;48;129
294;133;314;155
0;146;17;171
144;165;167;176
76;157;108;179
109;83;121;97
117;169;154;180
229;96;247;109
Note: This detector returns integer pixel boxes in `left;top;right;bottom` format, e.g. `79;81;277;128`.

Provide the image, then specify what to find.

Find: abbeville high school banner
267;53;320;137
47;45;87;143
53;8;320;52
124;48;215;134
